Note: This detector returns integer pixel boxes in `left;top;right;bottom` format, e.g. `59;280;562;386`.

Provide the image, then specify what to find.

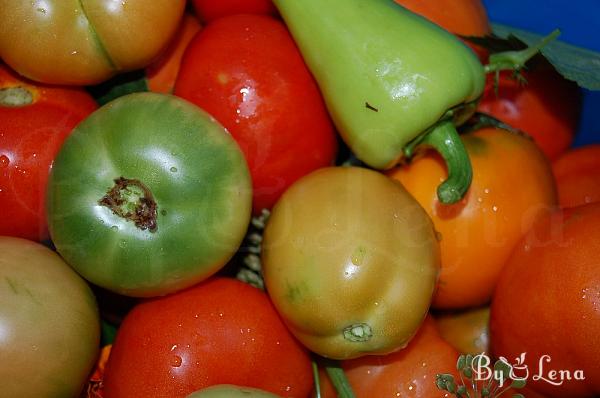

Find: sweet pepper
274;0;558;204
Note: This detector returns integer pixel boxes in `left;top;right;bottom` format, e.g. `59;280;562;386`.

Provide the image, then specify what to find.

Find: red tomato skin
102;277;313;398
192;0;277;22
0;63;97;240
490;203;600;397
174;14;337;213
478;64;582;161
552;144;600;208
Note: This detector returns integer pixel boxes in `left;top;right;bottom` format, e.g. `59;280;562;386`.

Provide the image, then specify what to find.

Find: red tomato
192;0;277;23
490;203;600;397
318;316;460;398
174;14;337;213
552;144;600;208
478;62;582;160
0;63;97;240
102;277;313;398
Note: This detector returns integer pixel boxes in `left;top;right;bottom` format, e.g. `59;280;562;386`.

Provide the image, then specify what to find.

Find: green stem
404;120;472;204
484;29;560;74
323;359;356;398
312;360;322;398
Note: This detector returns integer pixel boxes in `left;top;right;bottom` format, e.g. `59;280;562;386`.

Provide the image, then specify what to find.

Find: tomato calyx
98;177;158;232
0;86;33;106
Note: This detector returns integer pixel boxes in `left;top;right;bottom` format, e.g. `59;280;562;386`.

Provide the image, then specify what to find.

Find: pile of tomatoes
1;1;599;397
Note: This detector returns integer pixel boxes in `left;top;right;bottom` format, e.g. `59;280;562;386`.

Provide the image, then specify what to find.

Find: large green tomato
262;166;440;360
0;237;100;398
47;93;252;297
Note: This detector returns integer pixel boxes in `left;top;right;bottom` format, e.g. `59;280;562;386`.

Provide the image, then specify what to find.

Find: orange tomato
552;144;600;208
318;316;460;398
478;63;582;161
388;127;558;309
434;306;490;355
490;203;600;397
394;0;490;36
146;13;202;94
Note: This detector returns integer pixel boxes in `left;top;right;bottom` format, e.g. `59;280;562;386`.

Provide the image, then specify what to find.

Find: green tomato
262;166;440;360
47;92;252;297
186;385;283;398
0;237;100;397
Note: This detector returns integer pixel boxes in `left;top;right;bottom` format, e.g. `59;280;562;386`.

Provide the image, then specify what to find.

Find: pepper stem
404;120;472;204
484;29;561;74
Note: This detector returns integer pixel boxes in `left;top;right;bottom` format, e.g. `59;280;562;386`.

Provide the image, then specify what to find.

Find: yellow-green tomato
0;0;185;85
0;237;100;397
262;166;440;360
186;385;283;398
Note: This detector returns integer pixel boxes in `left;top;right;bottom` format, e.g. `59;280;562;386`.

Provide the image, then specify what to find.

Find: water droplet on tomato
0;155;9;168
111;225;118;231
170;167;177;173
119;240;127;248
170;355;182;367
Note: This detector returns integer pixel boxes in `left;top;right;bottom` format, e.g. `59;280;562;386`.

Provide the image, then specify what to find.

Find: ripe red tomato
174;14;337;213
478;62;582;160
103;277;313;398
0;63;97;240
192;0;277;23
490;203;600;397
318;316;460;397
552;144;600;208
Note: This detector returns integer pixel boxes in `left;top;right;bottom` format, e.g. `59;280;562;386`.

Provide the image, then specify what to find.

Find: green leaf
491;23;600;90
510;378;527;389
87;69;149;105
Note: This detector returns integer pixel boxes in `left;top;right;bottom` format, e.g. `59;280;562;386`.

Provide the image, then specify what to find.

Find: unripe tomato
389;127;558;309
262;167;440;360
0;0;186;85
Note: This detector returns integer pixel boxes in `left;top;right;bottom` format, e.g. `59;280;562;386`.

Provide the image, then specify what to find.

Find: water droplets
170;355;182;367
0;155;9;168
169;166;178;173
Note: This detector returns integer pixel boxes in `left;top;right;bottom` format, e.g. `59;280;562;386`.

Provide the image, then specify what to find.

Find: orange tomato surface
389;127;558;309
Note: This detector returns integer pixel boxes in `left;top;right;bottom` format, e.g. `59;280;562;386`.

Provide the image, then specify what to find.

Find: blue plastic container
483;0;600;147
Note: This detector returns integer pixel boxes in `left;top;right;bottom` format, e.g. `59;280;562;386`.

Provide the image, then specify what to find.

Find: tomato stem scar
98;177;158;232
343;323;372;342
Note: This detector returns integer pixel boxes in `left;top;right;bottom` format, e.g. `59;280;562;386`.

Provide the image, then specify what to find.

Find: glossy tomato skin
174;14;337;213
389;127;558;309
490;203;600;397
478;63;582;160
0;237;100;398
191;0;277;22
0;63;97;241
434;306;490;355
552;144;600;208
0;0;186;85
47;93;252;297
318;316;460;398
103;277;313;398
262;167;440;360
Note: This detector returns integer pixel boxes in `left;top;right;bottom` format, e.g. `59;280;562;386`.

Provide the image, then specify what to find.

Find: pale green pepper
272;0;490;203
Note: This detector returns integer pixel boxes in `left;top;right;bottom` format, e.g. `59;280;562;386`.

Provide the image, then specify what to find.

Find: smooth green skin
273;0;485;169
47;92;252;297
0;237;100;398
186;385;283;398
